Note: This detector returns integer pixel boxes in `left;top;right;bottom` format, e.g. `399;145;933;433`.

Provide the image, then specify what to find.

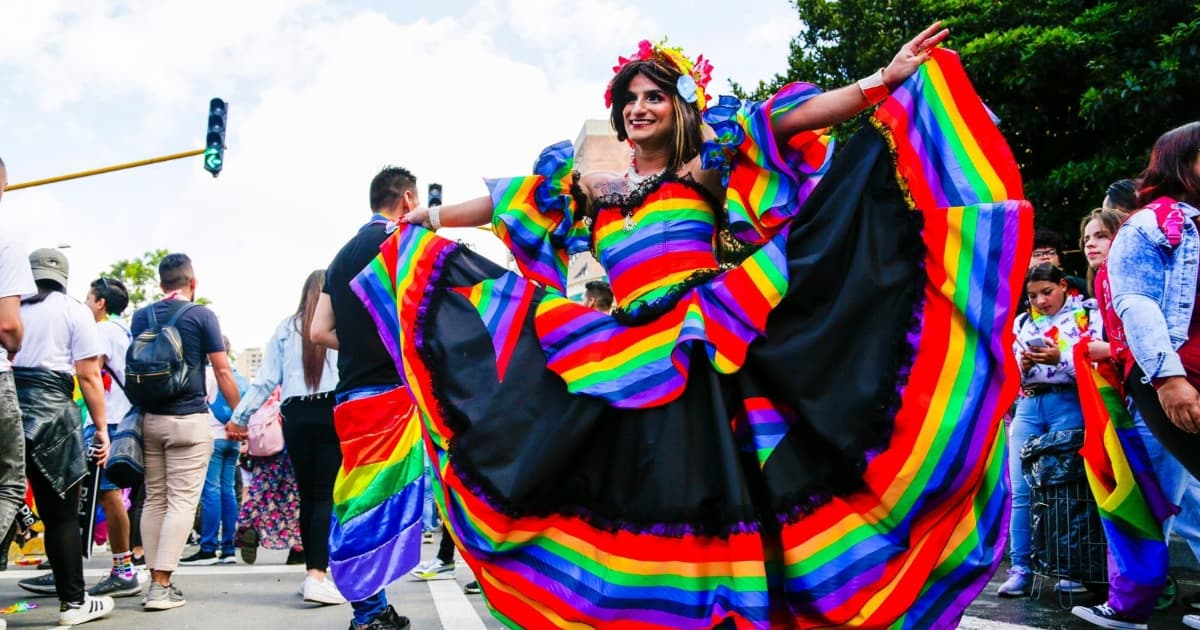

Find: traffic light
428;183;443;207
204;98;228;177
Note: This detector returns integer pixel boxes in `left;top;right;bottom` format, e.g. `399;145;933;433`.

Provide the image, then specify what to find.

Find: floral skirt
236;452;301;550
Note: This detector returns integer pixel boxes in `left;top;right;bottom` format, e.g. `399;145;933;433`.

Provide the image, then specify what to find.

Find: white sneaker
59;594;115;626
1185;614;1200;629
302;575;347;605
410;559;455;580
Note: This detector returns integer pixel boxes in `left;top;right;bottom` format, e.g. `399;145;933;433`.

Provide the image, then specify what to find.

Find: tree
105;249;211;309
106;249;169;310
738;0;1200;241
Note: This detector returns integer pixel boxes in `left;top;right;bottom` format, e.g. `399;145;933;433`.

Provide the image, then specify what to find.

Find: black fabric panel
742;126;925;515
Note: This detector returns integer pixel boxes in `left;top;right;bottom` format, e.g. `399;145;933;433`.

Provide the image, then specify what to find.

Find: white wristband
857;68;889;106
429;205;442;230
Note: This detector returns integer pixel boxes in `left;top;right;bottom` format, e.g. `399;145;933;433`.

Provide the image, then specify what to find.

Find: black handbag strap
103;363;126;392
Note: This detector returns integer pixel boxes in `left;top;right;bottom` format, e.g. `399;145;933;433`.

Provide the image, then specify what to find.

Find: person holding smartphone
996;262;1103;598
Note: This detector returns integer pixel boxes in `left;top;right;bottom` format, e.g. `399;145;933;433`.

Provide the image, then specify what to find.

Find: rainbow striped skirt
351;49;1031;628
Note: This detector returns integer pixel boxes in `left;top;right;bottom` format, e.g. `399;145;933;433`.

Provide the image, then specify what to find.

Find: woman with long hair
1102;122;1200;629
228;270;342;605
349;28;1032;628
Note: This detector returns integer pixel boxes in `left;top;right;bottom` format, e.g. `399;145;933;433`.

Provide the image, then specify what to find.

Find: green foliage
105;249;211;309
738;0;1200;239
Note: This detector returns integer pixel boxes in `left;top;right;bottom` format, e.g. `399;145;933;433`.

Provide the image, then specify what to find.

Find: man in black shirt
129;253;242;612
311;167;420;630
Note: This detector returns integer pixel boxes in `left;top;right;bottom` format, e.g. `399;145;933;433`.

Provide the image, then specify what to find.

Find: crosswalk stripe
428;579;487;629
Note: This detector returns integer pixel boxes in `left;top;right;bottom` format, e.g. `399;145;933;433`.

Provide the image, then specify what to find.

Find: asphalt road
3;544;1197;629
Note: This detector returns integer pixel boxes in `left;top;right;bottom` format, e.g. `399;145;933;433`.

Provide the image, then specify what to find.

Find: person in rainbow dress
347;24;1033;629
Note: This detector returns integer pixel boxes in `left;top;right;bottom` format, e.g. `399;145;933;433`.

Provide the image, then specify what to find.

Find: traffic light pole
4;148;206;192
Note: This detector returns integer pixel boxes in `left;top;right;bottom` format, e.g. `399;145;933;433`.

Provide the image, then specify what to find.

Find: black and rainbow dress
352;49;1031;629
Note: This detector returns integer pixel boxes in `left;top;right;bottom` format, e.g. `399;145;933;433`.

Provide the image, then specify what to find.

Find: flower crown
604;38;714;111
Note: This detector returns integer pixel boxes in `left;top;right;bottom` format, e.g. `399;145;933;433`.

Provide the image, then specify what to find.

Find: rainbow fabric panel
774;47;1031;627
1074;342;1175;616
486;140;588;295
732;398;797;470
452;275;536;383
534;227;788;409
327;386;425;602
703;82;833;244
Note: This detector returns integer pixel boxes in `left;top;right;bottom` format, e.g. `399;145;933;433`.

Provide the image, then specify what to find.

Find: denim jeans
422;450;439;532
200;439;240;555
351;590;388;625
1172;478;1200;561
0;372;25;534
1007;389;1085;570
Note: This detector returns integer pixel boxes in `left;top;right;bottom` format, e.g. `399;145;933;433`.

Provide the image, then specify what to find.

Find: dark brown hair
608;59;703;175
293;269;329;392
1137;122;1200;208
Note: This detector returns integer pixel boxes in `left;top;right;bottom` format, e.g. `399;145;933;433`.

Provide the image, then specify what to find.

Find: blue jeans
200;439;240;555
422;450;438;532
1007;389;1085;570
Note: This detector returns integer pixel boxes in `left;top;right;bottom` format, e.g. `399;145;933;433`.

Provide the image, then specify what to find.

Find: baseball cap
29;248;70;287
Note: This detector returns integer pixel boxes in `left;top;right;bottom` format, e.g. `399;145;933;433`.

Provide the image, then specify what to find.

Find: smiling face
622;73;675;147
1081;217;1115;268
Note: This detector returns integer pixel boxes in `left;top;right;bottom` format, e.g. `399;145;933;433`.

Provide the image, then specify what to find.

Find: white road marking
0;564;304;581
428;578;487;630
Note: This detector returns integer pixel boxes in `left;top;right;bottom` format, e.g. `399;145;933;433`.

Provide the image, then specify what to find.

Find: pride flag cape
327;386;425;602
1073;342;1175;611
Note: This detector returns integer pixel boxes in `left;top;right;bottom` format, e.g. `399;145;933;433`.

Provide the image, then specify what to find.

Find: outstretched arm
404;196;494;230
770;22;949;140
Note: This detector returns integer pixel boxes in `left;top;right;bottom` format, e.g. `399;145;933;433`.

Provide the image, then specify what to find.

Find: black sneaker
131;554;146;567
350;605;411;630
179;550;219;566
1185;592;1200;611
1070;603;1148;630
286;548;306;565
88;572;143;598
17;571;57;595
238;529;259;565
463;580;481;595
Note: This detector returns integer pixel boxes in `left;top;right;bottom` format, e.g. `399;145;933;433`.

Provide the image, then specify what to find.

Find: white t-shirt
97;317;132;423
13;292;103;372
0;238;37;372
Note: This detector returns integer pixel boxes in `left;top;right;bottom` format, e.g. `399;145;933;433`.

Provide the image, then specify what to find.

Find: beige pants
140;412;213;572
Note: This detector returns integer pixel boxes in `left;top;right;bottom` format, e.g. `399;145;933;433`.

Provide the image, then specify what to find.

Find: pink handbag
247;387;285;457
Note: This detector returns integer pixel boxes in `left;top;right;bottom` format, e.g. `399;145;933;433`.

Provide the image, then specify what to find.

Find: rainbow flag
1073;342;1175;615
327;386;425;602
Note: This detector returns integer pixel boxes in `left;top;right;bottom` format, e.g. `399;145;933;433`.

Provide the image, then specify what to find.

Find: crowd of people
2;24;1200;630
990;121;1200;630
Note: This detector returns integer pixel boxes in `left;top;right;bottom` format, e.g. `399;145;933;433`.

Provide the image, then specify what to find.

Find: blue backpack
210;370;250;423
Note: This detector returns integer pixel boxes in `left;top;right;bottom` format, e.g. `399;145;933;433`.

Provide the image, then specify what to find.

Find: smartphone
1024;337;1049;349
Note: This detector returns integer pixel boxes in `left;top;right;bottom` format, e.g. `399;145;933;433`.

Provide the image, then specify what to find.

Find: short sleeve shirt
0;238;37;372
97;318;133;423
13;292;103;372
324;221;400;394
130;299;225;415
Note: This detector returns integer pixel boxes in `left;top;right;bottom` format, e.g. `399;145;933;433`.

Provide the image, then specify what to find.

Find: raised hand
882;21;950;89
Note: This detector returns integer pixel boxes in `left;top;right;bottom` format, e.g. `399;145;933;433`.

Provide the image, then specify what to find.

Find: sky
0;0;801;351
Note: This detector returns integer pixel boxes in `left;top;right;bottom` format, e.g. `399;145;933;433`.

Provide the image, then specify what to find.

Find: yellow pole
4;148;207;191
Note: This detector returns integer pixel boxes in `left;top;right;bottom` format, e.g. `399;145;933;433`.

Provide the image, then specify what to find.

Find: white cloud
1;0;805;350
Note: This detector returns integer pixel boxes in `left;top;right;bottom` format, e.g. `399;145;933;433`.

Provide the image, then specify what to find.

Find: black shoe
238;529;258;565
286;548;306;565
18;571;57;595
131;553;146;567
1186;592;1200;611
463;580;481;595
36;558;51;570
179;550;219;566
350;605;411;630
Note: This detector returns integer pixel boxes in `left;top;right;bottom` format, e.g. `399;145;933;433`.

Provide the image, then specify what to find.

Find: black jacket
14;368;86;498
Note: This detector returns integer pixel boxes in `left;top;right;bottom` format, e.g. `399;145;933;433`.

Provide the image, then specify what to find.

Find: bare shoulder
579;170;625;200
685;157;727;201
